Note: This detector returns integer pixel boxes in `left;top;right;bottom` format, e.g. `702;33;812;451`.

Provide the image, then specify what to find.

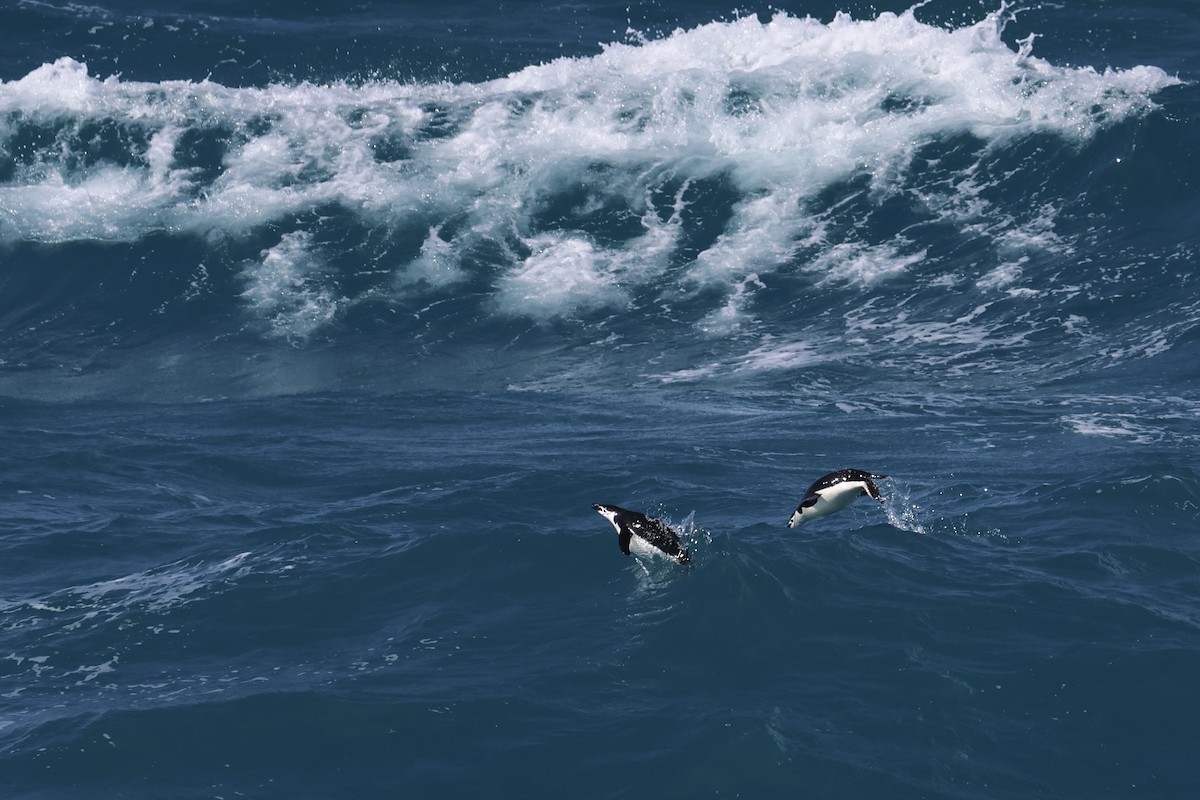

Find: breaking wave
0;5;1186;398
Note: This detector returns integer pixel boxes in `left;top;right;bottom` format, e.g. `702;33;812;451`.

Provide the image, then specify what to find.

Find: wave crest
0;6;1185;394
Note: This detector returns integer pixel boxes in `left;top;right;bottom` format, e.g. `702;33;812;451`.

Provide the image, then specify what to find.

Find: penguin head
592;503;621;529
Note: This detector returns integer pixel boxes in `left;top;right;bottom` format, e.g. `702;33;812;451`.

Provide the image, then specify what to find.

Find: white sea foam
71;551;254;613
0;7;1180;333
654;334;827;383
0;551;258;694
1;551;256;638
401;227;467;288
494;235;627;317
1063;413;1166;445
806;241;928;286
243;232;343;341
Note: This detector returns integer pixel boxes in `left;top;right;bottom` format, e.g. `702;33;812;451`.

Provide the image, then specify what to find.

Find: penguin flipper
618;529;632;556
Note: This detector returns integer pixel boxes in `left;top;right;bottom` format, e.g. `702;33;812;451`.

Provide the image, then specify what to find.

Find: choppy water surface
2;2;1198;797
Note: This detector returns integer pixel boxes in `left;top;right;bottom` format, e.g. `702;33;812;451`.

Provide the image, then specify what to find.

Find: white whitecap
242;232;342;340
494;236;627;317
0;9;1182;334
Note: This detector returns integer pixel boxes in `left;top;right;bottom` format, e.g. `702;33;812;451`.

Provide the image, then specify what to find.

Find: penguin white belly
628;533;671;561
810;482;865;516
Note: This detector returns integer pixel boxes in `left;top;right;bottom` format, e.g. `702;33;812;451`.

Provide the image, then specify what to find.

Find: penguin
592;503;692;564
786;469;887;527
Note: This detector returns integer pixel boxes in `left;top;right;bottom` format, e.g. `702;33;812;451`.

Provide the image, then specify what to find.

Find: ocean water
1;0;1198;796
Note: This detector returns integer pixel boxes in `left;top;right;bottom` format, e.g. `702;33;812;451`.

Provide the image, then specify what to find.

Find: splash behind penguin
592;504;692;564
787;469;887;528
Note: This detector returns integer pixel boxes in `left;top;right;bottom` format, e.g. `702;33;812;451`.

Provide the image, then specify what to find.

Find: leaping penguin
592;504;692;565
787;469;887;528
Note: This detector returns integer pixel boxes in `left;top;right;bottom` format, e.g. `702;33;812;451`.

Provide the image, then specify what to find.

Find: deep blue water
2;1;1199;797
